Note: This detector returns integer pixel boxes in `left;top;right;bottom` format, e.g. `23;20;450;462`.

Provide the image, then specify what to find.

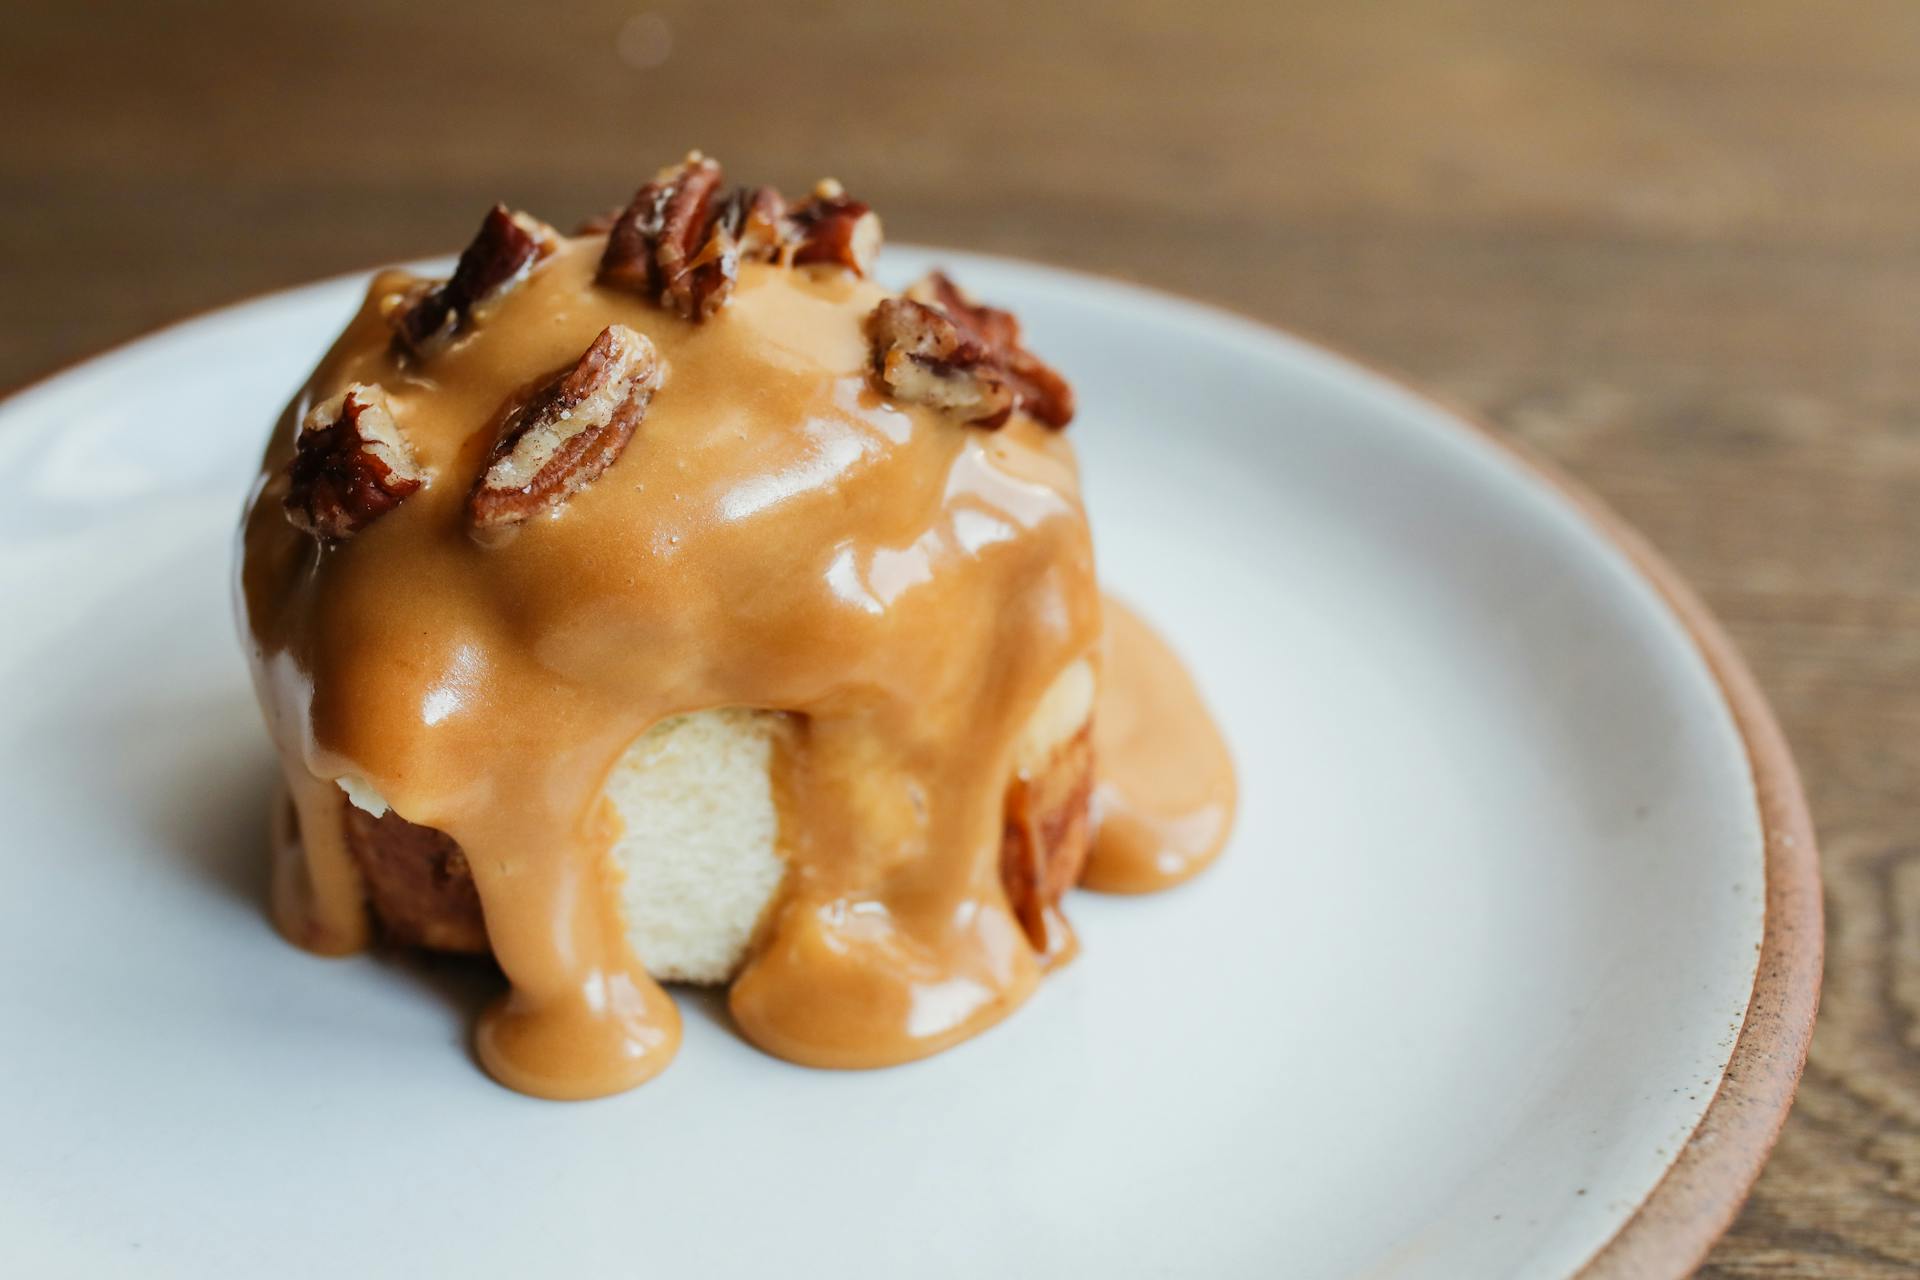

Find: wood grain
3;0;1914;1271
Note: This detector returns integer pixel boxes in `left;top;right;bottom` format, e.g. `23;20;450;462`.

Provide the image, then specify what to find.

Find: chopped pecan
596;157;884;319
676;215;740;322
906;272;1074;427
468;325;662;529
864;298;1016;427
283;384;425;540
720;184;790;261
390;205;560;359
786;179;882;276
866;273;1075;429
597;152;732;321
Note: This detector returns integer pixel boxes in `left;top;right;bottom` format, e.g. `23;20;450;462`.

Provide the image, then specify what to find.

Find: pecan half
390;205;560;359
906;272;1074;428
597;152;732;321
785;179;882;276
468;325;662;529
864;297;1016;427
283;384;425;540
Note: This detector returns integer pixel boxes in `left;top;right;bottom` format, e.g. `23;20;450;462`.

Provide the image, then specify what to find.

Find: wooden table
4;1;1914;1272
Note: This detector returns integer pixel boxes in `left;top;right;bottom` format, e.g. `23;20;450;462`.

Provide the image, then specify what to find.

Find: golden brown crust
341;803;488;953
338;720;1094;969
1000;724;1094;951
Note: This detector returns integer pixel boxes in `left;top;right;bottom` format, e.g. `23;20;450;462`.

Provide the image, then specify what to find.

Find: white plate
0;249;1817;1278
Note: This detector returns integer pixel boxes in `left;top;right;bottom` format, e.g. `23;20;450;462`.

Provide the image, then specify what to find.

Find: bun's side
335;664;1096;984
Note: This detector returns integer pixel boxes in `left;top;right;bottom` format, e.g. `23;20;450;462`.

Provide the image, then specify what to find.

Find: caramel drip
1083;598;1237;893
271;772;369;955
240;240;1109;1096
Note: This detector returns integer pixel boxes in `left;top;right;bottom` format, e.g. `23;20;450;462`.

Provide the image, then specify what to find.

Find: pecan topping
597;157;882;320
597;152;731;321
905;272;1074;428
390;205;560;359
468;325;662;529
786;179;882;276
865;298;1016;427
866;273;1075;429
723;184;790;261
283;384;425;540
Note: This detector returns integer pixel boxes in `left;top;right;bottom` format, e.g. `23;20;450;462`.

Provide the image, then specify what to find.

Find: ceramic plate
0;249;1819;1278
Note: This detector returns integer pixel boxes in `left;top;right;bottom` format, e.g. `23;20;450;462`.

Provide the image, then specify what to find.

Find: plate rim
1453;399;1823;1278
0;250;1823;1279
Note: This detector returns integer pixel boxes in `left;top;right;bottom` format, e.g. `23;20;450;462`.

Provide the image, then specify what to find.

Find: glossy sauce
239;237;1233;1098
1085;598;1237;892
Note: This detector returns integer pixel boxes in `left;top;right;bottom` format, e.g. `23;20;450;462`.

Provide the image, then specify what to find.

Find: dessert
238;153;1236;1099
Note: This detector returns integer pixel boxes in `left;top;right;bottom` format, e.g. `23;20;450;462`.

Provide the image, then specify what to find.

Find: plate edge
1498;424;1825;1279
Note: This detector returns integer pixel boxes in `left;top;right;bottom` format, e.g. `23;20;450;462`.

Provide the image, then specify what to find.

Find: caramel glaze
1085;599;1238;892
239;236;1233;1098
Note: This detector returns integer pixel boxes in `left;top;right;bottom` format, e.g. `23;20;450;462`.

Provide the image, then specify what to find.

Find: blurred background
4;1;1915;1271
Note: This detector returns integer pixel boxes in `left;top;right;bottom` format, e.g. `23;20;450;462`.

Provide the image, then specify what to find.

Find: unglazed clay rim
0;249;1823;1279
1530;445;1823;1278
